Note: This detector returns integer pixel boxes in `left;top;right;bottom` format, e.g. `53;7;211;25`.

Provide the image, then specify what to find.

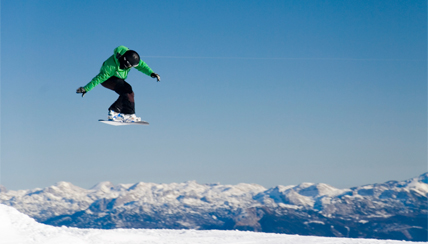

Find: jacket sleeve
83;71;112;92
83;58;116;92
135;60;154;76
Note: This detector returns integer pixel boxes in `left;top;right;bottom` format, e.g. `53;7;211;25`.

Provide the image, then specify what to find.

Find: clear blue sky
1;0;426;190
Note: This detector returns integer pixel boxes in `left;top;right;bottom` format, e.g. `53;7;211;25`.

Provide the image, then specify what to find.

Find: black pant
101;76;135;114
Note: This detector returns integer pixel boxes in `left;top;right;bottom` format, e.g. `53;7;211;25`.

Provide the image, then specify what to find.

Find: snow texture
0;204;414;244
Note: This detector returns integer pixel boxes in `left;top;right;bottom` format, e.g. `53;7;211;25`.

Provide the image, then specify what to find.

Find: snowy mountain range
1;204;410;244
1;173;427;242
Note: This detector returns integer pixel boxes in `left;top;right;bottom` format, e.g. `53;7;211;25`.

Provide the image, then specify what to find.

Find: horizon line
141;56;426;62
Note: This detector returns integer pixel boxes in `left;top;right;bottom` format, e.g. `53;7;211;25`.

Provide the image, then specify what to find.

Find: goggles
123;56;138;69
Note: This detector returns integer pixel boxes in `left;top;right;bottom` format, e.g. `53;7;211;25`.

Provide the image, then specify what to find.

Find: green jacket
83;46;154;92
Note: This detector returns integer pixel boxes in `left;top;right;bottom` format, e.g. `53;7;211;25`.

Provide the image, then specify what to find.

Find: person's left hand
151;73;161;82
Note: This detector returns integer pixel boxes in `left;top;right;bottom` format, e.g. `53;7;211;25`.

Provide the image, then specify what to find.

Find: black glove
151;73;161;82
76;87;87;97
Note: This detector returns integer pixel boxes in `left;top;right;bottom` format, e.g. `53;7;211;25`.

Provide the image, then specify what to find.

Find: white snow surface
0;204;412;244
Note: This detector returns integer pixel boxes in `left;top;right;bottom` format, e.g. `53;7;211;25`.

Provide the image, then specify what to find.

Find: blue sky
1;0;426;190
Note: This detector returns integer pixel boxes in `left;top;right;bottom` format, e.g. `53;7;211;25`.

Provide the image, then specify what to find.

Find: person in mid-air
76;45;160;122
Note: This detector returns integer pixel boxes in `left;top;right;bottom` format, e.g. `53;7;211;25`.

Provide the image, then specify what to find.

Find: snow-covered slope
0;204;415;244
0;173;427;241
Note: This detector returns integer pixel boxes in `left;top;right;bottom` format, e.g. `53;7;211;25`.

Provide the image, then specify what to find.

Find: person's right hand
76;87;87;97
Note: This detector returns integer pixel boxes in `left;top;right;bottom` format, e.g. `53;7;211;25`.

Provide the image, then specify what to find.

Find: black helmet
119;50;140;69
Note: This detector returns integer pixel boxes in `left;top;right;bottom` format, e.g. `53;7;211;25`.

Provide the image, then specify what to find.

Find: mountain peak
54;181;74;188
418;172;428;184
51;181;85;193
90;181;115;192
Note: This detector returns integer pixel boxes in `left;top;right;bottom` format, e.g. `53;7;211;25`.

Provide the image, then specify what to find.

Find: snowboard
99;119;149;126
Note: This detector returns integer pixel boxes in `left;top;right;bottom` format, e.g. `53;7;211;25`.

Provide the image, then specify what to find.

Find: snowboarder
76;45;160;122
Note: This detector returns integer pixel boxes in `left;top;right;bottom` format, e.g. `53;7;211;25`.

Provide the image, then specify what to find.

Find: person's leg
101;77;135;114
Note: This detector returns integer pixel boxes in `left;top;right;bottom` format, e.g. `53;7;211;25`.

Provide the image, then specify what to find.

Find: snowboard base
99;119;149;126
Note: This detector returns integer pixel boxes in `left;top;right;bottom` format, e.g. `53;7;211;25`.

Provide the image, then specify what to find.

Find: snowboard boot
108;110;125;121
123;114;142;122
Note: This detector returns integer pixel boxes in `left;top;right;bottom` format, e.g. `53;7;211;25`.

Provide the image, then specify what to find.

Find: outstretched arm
76;71;112;98
135;60;155;76
84;72;112;92
135;60;160;82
